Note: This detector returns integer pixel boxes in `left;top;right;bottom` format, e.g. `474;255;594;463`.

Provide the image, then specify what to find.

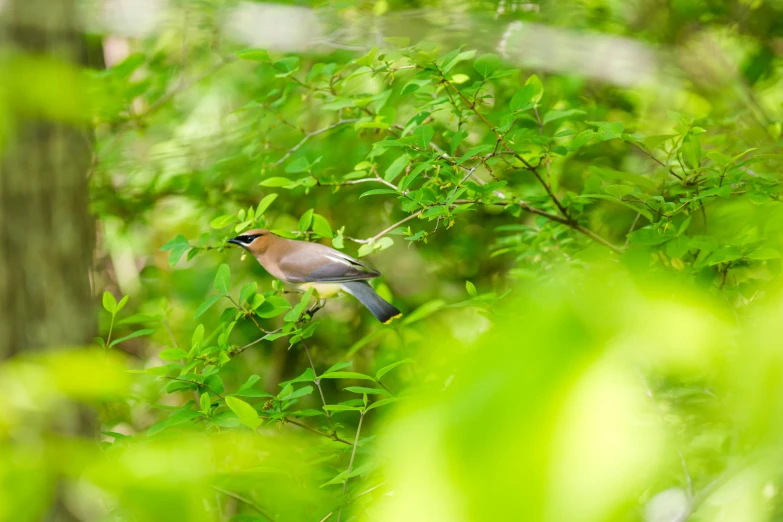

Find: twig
624;213;642;248
164;376;225;400
273;119;360;167
338;411;366;522
213;487;275;522
518;201;623;253
284;418;351;445
345;209;425;244
631;142;684;180
440;74;570;218
301;337;334;429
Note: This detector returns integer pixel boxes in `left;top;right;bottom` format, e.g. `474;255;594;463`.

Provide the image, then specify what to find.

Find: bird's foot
305;298;327;319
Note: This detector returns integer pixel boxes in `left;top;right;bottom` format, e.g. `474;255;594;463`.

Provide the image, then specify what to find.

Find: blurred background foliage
2;0;783;521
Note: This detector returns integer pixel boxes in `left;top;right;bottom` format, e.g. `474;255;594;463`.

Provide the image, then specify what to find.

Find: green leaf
280;385;314;401
274;56;299;73
681;134;702;169
592;121;624;141
298;209;314;234
210;214;235;229
236;49;268;61
160;234;192;267
748;248;780;260
604;185;635;198
401;299;445;326
225;396;261;428
344;386;389;395
200;392;210;412
192;324;204;348
159;348;188;361
384;154;410;182
194;295;222;319
525;74;544;104
256;193;278;216
260;177;293;187
320;371;376;381
360;188;398;198
412;125;434;149
109;328;155;347
366;397;403;411
473;53;500;77
465;281;477;297
285;156;311;174
510;85;536;112
115;295;129;314
375;358;414;381
628;228;676;246
324;361;353;374
102;291;117;314
214;264;231;295
542;109;586;125
312;214;333;238
689;235;718;252
239;282;257;305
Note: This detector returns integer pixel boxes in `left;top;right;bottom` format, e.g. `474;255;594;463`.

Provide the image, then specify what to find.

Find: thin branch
338;411;366;522
284;417;352;445
345;209;425;244
213;487;275;522
318;176;399;191
301;337;334;430
164;376;224;400
273;119;360;167
631;142;684;180
518;201;623;253
440;74;570;218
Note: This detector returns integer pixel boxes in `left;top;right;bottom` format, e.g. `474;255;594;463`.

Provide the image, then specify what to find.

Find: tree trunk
0;0;94;356
0;1;95;520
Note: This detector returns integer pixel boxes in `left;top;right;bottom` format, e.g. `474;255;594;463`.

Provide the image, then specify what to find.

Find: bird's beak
227;237;244;247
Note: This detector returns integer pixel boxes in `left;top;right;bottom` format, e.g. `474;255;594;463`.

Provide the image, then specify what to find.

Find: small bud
241;252;247;261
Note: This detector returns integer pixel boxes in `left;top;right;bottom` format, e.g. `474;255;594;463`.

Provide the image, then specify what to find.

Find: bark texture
0;0;94;359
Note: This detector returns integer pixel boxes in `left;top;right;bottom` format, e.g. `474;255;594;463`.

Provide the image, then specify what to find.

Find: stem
441;74;571;218
274;119;360;167
375;379;395;396
284;418;351;445
630;142;684;181
104;313;115;360
213;487;275;522
345;209;424;244
338;411;365;522
301;337;334;430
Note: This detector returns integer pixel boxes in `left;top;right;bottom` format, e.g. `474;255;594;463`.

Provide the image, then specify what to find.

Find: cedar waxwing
228;229;402;324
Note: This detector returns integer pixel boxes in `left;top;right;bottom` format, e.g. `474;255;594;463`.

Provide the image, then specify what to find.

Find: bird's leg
305;298;326;318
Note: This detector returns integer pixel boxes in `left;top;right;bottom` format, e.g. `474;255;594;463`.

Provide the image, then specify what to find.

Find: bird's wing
278;242;381;283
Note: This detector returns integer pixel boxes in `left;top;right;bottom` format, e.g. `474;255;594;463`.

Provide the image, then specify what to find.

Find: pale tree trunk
0;1;95;520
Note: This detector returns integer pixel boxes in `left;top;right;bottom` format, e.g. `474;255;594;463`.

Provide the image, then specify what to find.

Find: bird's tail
341;281;402;324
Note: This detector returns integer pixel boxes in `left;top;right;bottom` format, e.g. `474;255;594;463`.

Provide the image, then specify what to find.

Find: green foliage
4;1;783;521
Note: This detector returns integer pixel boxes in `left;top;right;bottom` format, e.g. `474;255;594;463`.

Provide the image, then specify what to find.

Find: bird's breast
297;282;343;297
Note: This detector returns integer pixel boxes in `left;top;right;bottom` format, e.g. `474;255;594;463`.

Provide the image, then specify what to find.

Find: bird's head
227;229;274;255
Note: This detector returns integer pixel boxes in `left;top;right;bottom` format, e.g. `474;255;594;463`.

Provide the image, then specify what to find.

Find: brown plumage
228;229;402;323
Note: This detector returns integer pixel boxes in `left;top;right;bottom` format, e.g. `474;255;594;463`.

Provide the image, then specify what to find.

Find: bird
227;229;402;324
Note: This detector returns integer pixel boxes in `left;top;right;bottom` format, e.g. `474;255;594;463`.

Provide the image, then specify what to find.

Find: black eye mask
230;233;263;246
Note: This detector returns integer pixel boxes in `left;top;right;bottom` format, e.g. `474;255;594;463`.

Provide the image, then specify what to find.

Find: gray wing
278;242;381;283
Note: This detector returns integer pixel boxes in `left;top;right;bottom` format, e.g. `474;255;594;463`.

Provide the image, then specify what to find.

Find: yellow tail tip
383;313;403;325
